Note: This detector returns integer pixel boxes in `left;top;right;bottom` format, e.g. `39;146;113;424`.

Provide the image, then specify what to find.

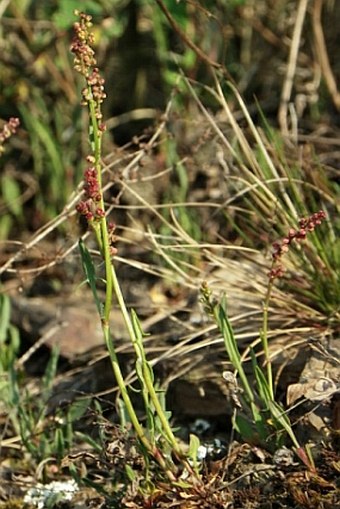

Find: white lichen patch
24;479;79;509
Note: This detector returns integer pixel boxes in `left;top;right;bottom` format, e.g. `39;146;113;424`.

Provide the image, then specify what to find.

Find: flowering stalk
71;9;153;455
71;12;187;479
202;212;326;467
261;210;327;400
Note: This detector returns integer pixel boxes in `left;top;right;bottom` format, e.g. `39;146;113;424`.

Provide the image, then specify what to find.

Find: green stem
110;266;187;457
87;90;114;322
131;311;184;454
214;302;255;406
88;89;102;185
261;279;274;400
86;90;183;479
102;321;176;478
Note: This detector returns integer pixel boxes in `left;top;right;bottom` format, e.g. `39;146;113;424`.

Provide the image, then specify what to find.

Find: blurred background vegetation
1;0;339;240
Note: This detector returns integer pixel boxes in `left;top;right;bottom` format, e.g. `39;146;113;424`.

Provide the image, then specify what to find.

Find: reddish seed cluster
81;68;106;121
0;117;20;153
72;12;115;254
83;167;101;201
70;12;96;77
87;68;106;104
269;210;326;280
76;199;105;222
71;12;106;122
76;164;104;221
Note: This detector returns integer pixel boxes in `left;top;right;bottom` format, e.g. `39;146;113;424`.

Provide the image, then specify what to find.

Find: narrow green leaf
188;433;201;469
42;346;59;397
0;214;13;240
1;175;22;216
125;464;136;482
54;427;65;460
0;294;10;342
250;349;272;407
216;297;254;405
78;239;101;314
75;431;103;452
233;413;255;441
267;400;300;449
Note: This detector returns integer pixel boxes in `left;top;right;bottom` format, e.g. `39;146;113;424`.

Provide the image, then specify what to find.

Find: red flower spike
269;210;326;280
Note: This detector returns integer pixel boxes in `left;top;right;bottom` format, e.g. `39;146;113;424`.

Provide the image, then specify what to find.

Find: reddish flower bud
95;207;105;218
76;200;89;215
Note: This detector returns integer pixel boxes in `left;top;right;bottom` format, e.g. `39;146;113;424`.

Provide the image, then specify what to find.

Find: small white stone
197;445;208;461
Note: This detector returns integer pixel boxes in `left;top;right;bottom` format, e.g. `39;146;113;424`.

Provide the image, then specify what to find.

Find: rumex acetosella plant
201;210;327;471
263;210;328;402
70;11;194;483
